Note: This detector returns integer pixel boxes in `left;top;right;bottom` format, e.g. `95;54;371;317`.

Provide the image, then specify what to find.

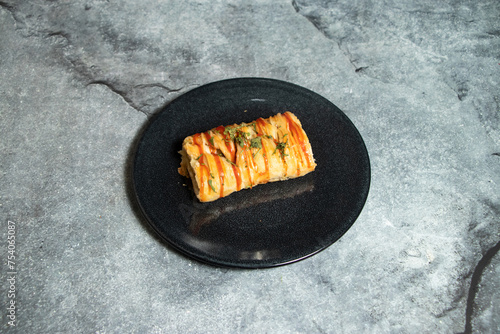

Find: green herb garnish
251;122;258;133
236;135;246;148
250;137;262;149
208;179;216;193
224;124;251;148
252;148;261;158
273;139;289;158
225;158;237;166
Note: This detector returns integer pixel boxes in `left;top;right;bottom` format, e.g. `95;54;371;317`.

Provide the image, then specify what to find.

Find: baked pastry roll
178;112;316;202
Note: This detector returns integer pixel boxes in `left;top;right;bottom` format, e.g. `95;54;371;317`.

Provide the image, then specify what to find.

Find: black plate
132;78;370;268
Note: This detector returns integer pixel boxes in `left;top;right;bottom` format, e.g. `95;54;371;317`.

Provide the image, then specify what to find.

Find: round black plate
132;78;370;268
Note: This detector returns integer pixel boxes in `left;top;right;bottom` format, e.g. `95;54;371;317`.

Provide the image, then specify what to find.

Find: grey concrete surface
0;0;499;333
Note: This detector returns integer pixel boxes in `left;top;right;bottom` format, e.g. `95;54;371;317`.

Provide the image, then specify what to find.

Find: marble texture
0;0;499;333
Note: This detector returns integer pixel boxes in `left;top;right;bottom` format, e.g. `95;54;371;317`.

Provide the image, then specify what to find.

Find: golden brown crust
178;111;316;202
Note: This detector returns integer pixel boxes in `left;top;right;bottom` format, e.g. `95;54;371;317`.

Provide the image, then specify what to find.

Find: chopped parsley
223;125;242;139
235;135;247;148
276;141;287;151
221;122;272;159
250;137;262;149
208;179;216;193
251;122;258;133
224;124;252;148
225;158;237;166
250;137;263;158
273;139;289;159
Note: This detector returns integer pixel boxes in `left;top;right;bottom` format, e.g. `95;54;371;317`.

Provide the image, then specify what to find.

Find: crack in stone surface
46;31;71;40
133;83;183;92
87;81;142;114
0;1;14;10
292;0;500;101
0;1;208;116
87;80;189;116
461;240;500;334
0;1;17;25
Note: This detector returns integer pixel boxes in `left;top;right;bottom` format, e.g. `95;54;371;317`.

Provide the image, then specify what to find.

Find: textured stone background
0;0;499;333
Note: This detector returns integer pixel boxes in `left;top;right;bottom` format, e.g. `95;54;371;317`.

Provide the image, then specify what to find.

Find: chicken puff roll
178;111;316;202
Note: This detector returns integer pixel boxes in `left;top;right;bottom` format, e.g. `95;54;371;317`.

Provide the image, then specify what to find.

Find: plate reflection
178;175;315;235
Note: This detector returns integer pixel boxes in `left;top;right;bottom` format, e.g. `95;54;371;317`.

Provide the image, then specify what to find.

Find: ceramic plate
132;78;370;268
